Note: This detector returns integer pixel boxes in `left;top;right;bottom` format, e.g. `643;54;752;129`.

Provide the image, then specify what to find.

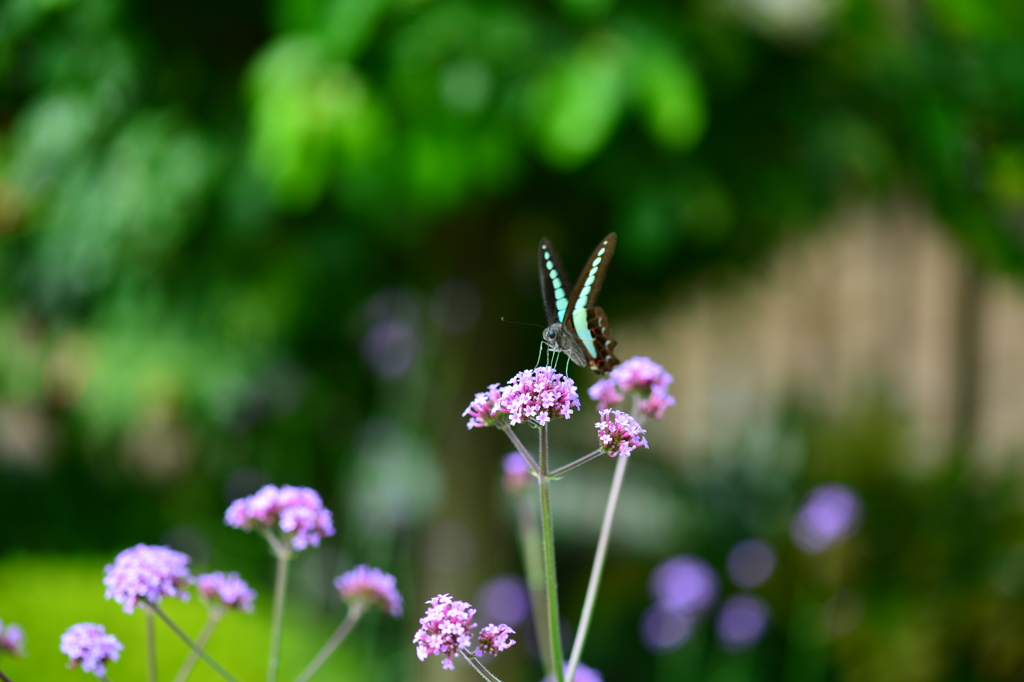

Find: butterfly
538;233;621;374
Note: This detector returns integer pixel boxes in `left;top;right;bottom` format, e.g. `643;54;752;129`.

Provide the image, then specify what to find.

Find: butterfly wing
583;306;620;373
539;237;573;327
560;233;619;373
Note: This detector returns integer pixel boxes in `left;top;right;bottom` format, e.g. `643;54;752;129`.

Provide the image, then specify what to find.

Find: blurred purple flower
715;594;770;651
639;606;696;652
59;623;124;677
334;564;403;618
463;383;508;429
476;574;530;626
103;544;193;614
196;571;257;613
640;388;676;420
497;367;580;426
790;483;863;554
542;662;605;682
501;453;531;494
587;379;623;411
609;357;673;394
413;594;478;670
224;484;336;552
595;409;649;457
476;623;516;656
649;555;719;615
361;319;420;379
0;620;25;656
726;539;777;589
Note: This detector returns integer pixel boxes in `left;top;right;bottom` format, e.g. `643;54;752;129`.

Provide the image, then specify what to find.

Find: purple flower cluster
103;544;193;614
475;623;516;656
497;367;580;426
501;452;531;494
224;484;336;551
790;483;862;554
413;594;516;671
0;619;25;656
196;571;257;613
595;409;648;457
334;565;403;618
463;383;508;429
59;623;124;677
542;662;605;682
588;356;676;419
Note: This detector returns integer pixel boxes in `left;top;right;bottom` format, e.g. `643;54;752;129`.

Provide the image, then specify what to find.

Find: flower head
476;623;516;656
59;623;124;677
0;620;25;656
587;378;624;411
639;388;676;420
715;594;771;651
790;483;862;554
413;594;477;670
196;572;257;613
498;367;580;426
649;554;719;615
501;452;531;494
334;565;403;618
463;383;508;429
224;484;336;551
609;357;673;394
595;409;648;457
103;544;193;614
542;662;605;682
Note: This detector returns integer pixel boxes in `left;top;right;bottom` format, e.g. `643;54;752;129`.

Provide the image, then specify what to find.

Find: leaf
632;42;707;153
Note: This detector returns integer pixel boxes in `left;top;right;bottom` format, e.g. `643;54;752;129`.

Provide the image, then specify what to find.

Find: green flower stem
0;667;14;682
292;602;366;682
514;494;551;674
147;603;241;682
537;424;565;682
547;449;603;478
565;454;629;682
172;607;224;682
267;547;292;682
458;649;504;682
147;607;158;682
502;426;540;473
100;676;114;682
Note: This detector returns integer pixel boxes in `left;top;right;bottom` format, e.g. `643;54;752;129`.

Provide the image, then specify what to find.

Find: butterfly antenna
501;317;545;329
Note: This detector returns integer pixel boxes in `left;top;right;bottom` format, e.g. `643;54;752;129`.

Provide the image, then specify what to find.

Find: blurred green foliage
3;0;1024;680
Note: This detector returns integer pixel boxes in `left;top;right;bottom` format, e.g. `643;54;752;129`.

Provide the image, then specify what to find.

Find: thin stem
147;608;158;682
0;667;13;682
502;426;540;472
514;495;551;674
458;649;504;682
547;449;604;478
537;424;565;682
267;548;292;682
565;455;629;682
292;603;366;682
172;608;224;682
147;603;241;682
100;676;114;682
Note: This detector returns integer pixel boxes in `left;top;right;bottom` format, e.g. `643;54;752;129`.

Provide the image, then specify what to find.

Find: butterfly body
538;234;620;374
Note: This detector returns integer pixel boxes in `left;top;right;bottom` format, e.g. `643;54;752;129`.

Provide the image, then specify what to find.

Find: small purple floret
501;452;531;494
196;571;257;613
0;619;25;656
595;409;648;457
476;623;516;656
224;484;336;551
790;483;863;554
463;383;509;429
609;357;674;394
334;565;403;618
640;388;676;420
59;623;124;677
497;367;580;426
587;378;624;411
102;544;193;614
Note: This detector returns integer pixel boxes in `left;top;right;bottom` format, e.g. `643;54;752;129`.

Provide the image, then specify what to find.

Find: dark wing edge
565;232;617;316
586;306;620;374
539;237;571;326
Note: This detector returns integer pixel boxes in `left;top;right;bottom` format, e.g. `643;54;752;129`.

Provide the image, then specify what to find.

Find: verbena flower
463;383;508;429
497;367;580;426
542;662;605;682
715;593;771;651
334;565;403;618
649;554;719;615
103;544;193;614
414;594;476;670
224;484;336;551
501;452;531;494
790;483;862;554
196;571;257;613
609;357;673;394
595;409;648;457
475;623;516;656
59;623;124;677
639;388;676;420
0;619;25;656
587;378;624;411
